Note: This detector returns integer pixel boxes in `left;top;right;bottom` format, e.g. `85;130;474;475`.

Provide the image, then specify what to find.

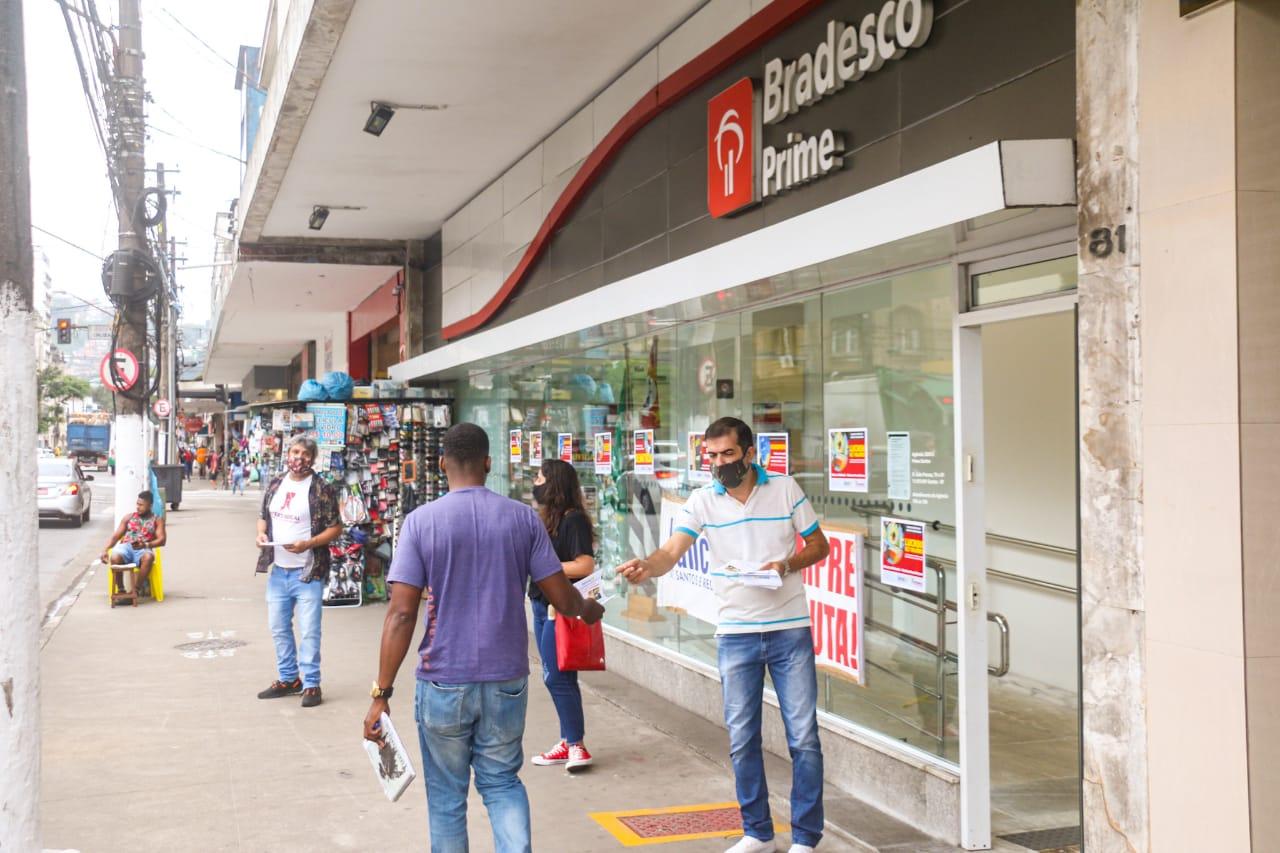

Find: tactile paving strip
617;806;742;838
998;825;1082;851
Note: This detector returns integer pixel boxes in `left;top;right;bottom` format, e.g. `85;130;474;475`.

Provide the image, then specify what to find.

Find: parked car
37;458;93;526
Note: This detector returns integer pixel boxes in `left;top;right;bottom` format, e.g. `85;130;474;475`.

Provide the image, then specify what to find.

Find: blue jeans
266;566;323;688
111;543;152;564
531;599;585;744
414;678;531;853
718;627;824;848
231;473;245;494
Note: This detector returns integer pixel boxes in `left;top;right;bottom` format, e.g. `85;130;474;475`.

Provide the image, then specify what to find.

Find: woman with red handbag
528;458;597;771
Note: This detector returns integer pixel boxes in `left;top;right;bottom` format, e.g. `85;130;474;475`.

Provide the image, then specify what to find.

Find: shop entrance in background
955;251;1081;850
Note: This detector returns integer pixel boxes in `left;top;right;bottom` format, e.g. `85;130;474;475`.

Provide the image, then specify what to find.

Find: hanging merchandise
340;483;370;525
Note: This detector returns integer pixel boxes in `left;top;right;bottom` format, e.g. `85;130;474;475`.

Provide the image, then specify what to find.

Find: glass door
954;279;1081;851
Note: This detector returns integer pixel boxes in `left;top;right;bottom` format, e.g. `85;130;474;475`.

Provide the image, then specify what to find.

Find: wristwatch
370;682;394;700
781;558;793;575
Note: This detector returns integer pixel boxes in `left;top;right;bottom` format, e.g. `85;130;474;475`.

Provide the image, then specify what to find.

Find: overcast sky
24;0;266;326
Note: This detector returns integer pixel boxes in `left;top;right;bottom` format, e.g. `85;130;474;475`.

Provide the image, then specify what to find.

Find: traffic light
56;318;71;345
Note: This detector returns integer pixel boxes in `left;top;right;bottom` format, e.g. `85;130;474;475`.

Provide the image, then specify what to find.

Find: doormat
998;825;1082;852
589;802;785;847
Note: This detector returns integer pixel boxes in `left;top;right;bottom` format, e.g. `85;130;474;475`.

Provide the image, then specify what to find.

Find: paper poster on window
594;433;612;475
557;432;573;463
886;431;911;501
756;432;789;476
509;429;523;464
687;432;712;484
658;496;865;684
880;517;926;593
634;429;654;475
828;428;868;493
529;431;543;467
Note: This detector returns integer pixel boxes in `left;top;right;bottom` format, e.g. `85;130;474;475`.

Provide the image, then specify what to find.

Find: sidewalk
38;480;964;852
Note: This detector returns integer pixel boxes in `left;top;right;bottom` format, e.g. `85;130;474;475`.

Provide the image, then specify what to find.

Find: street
37;469;115;615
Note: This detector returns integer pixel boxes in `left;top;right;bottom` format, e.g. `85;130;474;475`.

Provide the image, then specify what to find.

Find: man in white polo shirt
620;417;830;853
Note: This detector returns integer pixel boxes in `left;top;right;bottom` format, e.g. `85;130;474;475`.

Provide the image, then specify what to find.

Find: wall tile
1138;0;1236;212
603;235;669;287
503;145;543;213
441;279;471;327
470;266;503;316
668;149;708;229
1147;639;1251;853
593;48;659;147
547;209;603;283
1238;191;1280;424
468;181;503;235
658;0;751;81
473;219;505;283
541;162;582;221
504;193;542;258
601;113;670;206
441;208;471;258
1242;422;1280;658
441;240;472;292
1236;3;1280;193
542;107;593;183
1247;656;1280;850
1141;192;1239;427
1143;422;1243;657
603;173;668;260
503;243;530;281
668;204;764;263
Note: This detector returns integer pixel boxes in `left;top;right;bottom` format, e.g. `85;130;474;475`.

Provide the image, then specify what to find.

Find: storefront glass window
455;263;962;763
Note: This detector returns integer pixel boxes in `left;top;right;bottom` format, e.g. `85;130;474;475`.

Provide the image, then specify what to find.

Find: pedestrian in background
364;423;604;853
231;457;246;495
196;444;208;478
181;446;193;481
528;458;597;772
255;435;342;708
619;417;830;853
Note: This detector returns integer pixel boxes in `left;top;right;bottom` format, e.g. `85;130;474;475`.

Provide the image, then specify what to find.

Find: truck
66;420;111;470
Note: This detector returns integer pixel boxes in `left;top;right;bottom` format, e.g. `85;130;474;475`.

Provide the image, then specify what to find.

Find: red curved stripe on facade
440;0;826;341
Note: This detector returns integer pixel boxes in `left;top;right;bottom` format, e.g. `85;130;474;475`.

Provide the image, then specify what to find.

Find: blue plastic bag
298;379;327;401
321;371;354;401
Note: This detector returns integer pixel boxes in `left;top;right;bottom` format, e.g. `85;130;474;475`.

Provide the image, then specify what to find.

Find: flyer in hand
363;712;416;802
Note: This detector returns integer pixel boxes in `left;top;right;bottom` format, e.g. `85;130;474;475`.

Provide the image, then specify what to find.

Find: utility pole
112;0;149;523
155;162;171;464
0;0;42;846
167;235;178;464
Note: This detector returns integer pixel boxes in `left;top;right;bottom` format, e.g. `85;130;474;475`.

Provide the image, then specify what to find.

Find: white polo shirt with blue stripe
676;463;821;636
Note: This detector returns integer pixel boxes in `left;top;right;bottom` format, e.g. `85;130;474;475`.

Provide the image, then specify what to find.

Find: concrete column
403;240;426;359
1075;1;1149;850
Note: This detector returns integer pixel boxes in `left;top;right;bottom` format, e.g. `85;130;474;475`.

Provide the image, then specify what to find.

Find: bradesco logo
706;78;759;218
706;0;934;215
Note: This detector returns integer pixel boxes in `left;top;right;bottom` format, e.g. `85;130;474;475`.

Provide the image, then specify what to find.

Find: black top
528;510;593;602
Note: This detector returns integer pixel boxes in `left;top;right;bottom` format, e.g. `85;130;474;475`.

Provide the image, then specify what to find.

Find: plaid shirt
255;473;341;582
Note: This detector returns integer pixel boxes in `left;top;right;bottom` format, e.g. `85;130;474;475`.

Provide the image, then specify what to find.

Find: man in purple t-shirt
364;423;603;852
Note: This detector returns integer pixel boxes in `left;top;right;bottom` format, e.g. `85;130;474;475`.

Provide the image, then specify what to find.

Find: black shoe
301;687;322;708
257;678;302;699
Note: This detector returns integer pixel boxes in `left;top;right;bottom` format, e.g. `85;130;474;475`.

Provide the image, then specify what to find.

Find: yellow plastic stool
107;548;164;606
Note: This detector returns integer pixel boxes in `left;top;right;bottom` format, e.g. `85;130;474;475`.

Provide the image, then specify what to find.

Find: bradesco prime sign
707;0;934;217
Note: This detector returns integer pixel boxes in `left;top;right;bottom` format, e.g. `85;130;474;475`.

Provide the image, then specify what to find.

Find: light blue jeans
266;565;323;688
718;627;825;848
414;677;531;853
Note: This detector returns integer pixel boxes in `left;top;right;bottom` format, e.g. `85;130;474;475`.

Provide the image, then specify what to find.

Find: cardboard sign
757;432;789;476
656;496;865;684
828;427;868;493
594;433;612;475
529;431;543;467
634;429;654;475
271;410;290;433
557;433;573;463
509;429;523;464
880;516;926;593
307;404;347;448
688;432;712;484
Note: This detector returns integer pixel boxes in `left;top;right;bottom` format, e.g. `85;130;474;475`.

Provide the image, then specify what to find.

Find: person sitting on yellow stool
102;490;167;597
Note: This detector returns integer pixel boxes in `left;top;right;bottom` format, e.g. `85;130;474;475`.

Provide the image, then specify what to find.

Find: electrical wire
147;124;246;164
31;225;106;261
156;7;265;93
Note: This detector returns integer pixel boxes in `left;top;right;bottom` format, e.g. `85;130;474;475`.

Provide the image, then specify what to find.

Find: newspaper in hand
363;712;416;802
574;571;615;604
717;560;784;590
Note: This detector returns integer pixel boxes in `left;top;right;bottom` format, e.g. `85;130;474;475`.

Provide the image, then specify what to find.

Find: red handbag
554;614;606;671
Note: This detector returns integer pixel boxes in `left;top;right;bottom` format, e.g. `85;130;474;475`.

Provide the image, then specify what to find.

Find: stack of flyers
713;561;783;590
363;712;416;802
573;571;614;604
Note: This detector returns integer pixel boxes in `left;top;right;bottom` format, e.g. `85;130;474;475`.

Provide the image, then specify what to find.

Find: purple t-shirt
387;486;562;683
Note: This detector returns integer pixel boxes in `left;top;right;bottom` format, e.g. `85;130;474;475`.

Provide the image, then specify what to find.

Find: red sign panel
707;78;758;218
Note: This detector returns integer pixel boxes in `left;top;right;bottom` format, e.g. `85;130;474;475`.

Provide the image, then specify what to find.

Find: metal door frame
953;290;1078;849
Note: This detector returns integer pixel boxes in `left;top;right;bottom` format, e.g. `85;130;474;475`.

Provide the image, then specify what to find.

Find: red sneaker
566;742;593;771
531;740;570;766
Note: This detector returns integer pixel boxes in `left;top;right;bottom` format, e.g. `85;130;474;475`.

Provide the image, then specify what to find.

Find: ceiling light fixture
308;204;365;231
362;100;447;137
